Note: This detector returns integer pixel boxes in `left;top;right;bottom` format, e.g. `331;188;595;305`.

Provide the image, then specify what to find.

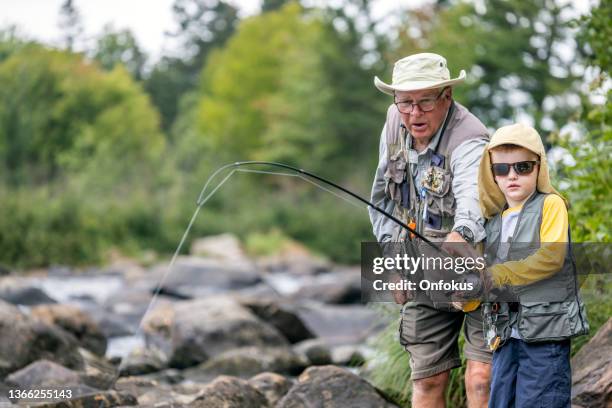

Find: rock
0;285;56;305
248;372;293;406
138;388;198;406
143;296;289;369
240;299;315;343
293;339;332;366
572;317;612;408
137;368;184;385
0;301;83;377
31;304;107;356
115;377;197;406
119;347;168;376
103;288;156;327
34;390;137;407
91;312;134;338
256;241;330;276
76;347;117;390
293;302;387;345
292;268;362;304
183;346;307;382
277;365;399;407
330;344;368;367
149;256;261;298
6;360;80;388
188;375;269;408
190;233;247;261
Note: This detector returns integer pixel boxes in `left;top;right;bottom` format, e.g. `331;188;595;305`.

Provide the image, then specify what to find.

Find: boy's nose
507;168;519;179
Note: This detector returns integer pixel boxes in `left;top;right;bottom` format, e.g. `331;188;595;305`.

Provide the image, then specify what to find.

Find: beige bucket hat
374;53;466;95
478;123;567;219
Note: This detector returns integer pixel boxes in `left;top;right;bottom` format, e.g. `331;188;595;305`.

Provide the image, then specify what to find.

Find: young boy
477;123;589;408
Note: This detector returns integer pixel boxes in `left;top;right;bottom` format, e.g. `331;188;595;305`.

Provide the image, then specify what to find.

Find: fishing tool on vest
483;302;502;351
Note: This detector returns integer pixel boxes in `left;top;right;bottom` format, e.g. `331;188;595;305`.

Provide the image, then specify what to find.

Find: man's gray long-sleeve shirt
369;121;488;243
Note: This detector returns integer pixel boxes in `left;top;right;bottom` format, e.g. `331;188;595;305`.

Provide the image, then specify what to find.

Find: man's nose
507;167;519;179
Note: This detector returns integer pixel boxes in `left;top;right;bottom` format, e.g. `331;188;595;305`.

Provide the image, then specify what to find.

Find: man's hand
442;231;481;259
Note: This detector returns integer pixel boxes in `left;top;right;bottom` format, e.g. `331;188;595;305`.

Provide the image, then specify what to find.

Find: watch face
456;227;474;242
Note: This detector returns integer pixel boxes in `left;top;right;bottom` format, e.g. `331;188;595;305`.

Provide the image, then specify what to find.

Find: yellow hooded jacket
478;123;569;287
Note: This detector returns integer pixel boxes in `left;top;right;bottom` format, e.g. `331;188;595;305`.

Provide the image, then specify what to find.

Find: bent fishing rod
196;160;438;249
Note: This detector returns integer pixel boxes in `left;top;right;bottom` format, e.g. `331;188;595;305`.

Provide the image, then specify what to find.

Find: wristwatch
453;225;474;243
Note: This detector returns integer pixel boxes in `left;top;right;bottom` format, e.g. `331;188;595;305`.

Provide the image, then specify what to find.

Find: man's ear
446;87;453;100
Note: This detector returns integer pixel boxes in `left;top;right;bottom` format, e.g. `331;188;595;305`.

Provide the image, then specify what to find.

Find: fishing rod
196;160;438;248
100;160;447;406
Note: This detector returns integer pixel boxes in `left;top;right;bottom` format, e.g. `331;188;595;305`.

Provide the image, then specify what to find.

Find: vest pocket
423;166;455;219
384;150;407;184
518;302;571;341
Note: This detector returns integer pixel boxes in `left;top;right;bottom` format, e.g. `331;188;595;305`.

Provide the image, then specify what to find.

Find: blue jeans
489;338;571;408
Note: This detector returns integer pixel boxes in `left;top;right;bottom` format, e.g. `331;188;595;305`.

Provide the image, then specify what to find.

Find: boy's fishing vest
383;102;488;241
483;192;589;346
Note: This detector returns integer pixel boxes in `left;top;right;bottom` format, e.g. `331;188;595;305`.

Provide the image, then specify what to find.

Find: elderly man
369;53;491;407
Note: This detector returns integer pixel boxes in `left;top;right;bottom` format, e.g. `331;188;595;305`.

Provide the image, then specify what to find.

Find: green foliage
92;25;147;80
244;229;291;256
0;45;164;187
178;1;385;177
576;0;612;72
395;0;581;135
554;0;611;242
143;0;239;132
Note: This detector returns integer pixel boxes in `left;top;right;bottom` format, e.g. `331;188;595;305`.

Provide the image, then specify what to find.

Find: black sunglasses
491;161;540;176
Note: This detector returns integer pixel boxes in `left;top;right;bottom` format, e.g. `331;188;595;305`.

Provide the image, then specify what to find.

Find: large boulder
149;256;261;298
143;296;289;369
0;284;56;305
31;304;107;356
0;300;83;377
188;375;269;408
6;360;81;388
291;267;362;304
239;298;315;343
118;346;168;376
293;339;332;366
277;365;399;408
572;317;612;408
293;302;387;345
183;346;308;382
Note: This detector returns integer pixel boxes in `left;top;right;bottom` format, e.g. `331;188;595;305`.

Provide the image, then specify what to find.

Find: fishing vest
483;192;589;345
383;101;488;241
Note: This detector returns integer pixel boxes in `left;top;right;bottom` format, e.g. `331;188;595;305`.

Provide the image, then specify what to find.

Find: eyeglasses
394;87;447;114
491;161;540;177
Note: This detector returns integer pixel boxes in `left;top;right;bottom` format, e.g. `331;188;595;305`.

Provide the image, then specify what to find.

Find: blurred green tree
0;45;164;187
555;0;611;242
92;24;147;81
178;2;386;177
393;0;581;136
58;0;83;51
144;0;239;133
